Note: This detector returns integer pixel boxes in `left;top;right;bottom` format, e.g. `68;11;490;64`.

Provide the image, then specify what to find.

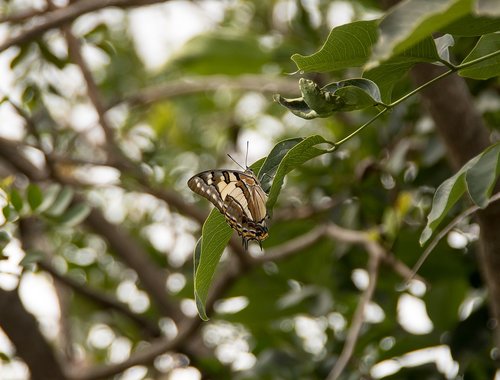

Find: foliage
0;0;499;380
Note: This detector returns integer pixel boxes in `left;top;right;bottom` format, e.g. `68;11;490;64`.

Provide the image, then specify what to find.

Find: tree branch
0;0;170;53
38;260;161;337
0;287;67;380
0;136;181;321
107;75;299;110
412;64;500;349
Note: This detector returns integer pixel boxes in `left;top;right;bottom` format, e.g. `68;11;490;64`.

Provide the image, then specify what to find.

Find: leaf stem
332;108;388;149
333;47;500;144
389;68;453;108
456;48;500;71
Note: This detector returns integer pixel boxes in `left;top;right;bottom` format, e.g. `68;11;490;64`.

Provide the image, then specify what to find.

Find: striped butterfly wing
188;169;268;248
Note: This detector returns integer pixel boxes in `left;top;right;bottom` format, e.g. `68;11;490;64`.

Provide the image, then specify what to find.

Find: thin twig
63;29;115;145
252;225;327;263
326;241;382;380
107;75;299;110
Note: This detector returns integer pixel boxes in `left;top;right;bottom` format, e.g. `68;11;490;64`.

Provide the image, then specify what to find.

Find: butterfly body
188;168;269;249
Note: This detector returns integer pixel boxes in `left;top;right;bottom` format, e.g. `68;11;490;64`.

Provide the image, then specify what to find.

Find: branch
0;7;49;24
38;260;161;337
326;240;382;380
68;317;203;380
83;206;181;320
63;29;115;144
0;0;170;53
0;136;181;321
107;75;299;110
0;287;67;380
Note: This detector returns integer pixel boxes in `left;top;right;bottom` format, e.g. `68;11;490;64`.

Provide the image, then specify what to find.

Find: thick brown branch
0;287;67;380
83;207;180;320
412;64;500;348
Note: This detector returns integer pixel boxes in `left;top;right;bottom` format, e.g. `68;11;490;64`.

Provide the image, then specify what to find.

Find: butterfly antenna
227;153;246;171
245;141;249;168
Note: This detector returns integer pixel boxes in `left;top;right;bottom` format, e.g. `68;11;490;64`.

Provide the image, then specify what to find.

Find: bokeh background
0;1;498;379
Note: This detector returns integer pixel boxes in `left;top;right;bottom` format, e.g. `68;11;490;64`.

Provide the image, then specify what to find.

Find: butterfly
188;152;269;250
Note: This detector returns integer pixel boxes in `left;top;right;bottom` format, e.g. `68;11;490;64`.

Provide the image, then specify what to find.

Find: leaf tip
419;227;432;246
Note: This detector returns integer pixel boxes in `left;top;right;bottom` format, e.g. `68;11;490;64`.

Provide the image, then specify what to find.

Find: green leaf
36;40;67;69
291;20;378;73
258;138;305;193
266;135;332;211
27;183;43;211
443;14;500;35
194;209;233;321
44;186;73;216
274;78;381;119
420;165;474;246
326;78;382;109
2;205;17;223
0;230;11;251
10;189;23;213
57;203;91;227
420;144;499;245
167;32;270;75
476;0;500;16
37;184;61;212
370;0;472;65
465;142;500;208
364;37;442;102
193;156;266;320
459;33;500;80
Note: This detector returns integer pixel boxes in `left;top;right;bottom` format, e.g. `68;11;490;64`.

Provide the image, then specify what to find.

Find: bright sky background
0;1;483;379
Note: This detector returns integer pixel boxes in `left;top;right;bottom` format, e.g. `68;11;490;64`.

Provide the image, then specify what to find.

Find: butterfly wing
188;169;269;245
187;170;228;214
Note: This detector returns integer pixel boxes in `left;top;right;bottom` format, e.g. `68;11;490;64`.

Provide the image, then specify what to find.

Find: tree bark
412;64;500;349
0;287;67;380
